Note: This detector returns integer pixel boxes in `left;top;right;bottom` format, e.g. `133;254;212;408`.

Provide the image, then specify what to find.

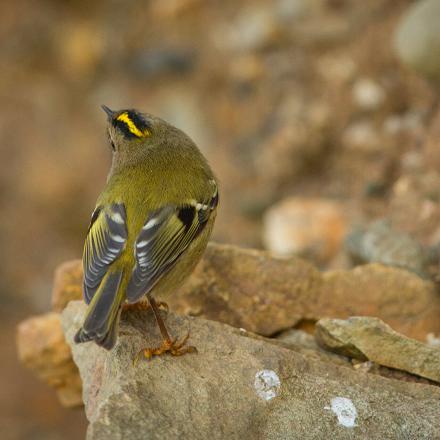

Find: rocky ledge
64;301;440;440
16;243;440;438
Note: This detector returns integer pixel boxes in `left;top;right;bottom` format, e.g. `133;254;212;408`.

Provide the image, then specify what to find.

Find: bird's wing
83;203;128;304
126;187;218;303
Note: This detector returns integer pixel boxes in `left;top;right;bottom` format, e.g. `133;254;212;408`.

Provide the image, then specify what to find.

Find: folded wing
83;203;128;304
126;186;218;303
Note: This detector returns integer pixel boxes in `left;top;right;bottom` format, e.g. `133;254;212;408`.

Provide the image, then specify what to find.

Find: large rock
315;317;440;383
318;264;440;341
174;243;322;335
63;301;440;440
20;243;440;408
52;243;440;341
16;312;82;407
276;328;436;386
178;245;440;341
394;0;440;81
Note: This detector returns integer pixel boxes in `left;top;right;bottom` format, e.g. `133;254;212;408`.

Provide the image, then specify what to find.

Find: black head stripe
113;119;137;138
128;111;149;131
112;110;151;139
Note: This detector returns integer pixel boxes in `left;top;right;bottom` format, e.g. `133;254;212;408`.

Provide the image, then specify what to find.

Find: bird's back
98;135;215;239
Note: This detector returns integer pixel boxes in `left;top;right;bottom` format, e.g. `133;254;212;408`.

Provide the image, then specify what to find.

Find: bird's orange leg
134;296;196;364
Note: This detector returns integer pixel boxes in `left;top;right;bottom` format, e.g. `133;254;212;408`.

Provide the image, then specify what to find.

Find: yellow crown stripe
116;112;149;137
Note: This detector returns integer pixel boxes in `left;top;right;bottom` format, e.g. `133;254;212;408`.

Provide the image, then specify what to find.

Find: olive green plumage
74;106;218;350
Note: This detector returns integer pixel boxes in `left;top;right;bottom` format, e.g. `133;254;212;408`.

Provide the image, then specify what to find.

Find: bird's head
101;105;201;174
102;105;158;154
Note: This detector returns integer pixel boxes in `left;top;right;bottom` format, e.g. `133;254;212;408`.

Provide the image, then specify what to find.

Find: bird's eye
107;132;116;151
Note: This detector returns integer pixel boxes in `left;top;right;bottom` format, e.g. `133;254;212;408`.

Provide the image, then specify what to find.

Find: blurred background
3;0;440;438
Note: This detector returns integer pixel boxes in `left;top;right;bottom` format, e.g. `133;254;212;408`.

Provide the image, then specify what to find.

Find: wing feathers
83;203;127;304
74;269;124;349
126;187;217;303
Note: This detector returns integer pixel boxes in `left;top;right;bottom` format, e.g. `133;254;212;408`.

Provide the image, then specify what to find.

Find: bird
74;106;218;359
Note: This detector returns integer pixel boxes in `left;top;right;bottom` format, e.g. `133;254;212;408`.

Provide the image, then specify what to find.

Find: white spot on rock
254;369;280;401
325;397;358;428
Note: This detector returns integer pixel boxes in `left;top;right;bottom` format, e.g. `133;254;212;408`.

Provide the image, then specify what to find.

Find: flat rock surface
315;317;440;383
63;301;440;440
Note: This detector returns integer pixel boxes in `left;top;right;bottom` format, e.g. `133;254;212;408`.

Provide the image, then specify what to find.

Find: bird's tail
74;270;124;350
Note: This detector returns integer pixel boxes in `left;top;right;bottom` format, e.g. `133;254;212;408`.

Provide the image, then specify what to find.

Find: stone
16;312;82;407
51;259;83;312
63;301;440;439
352;78;385;111
18;242;440;409
315;317;440;383
262;197;347;263
345;219;430;278
174;243;323;336
275;328;350;367
394;0;440;81
276;329;436;386
319;264;440;342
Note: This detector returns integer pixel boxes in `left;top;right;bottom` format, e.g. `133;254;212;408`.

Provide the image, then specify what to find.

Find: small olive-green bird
74;106;218;357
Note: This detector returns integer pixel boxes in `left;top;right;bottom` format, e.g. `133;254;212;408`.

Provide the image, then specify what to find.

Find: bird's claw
133;332;197;366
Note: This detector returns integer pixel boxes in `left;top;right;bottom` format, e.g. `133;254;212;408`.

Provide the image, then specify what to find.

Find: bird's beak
101;105;115;119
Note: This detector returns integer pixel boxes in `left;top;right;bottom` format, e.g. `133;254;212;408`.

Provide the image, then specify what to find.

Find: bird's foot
133;332;197;365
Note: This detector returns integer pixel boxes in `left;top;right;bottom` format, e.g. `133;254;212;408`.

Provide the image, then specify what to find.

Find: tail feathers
74;270;124;350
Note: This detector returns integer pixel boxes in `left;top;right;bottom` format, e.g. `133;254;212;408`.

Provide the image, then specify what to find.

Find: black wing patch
83;203;128;304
